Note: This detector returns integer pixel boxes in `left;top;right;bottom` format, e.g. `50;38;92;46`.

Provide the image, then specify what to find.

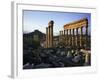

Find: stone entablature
64;18;88;29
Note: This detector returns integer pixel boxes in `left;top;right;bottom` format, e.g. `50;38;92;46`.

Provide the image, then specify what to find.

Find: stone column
46;27;48;48
61;30;63;42
59;31;61;42
51;26;53;47
60;31;62;43
69;29;71;46
80;27;83;48
49;27;51;47
66;29;68;46
72;29;74;47
48;27;50;48
76;28;78;47
48;20;54;48
49;26;53;47
67;29;69;46
85;19;88;48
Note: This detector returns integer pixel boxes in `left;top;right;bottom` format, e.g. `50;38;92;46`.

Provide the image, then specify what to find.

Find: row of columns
46;21;54;48
59;25;88;48
59;31;64;43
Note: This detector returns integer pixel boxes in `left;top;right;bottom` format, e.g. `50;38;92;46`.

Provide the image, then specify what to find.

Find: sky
23;10;91;36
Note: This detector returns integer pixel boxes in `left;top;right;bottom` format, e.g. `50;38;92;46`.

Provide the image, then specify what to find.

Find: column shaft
69;29;71;46
48;27;50;48
61;31;63;42
51;27;53;47
86;23;88;48
76;28;78;47
49;27;51;47
46;27;48;48
80;27;83;47
66;29;68;46
67;29;69;46
72;29;74;47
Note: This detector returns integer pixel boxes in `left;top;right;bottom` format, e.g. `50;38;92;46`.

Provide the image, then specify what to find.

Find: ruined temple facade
60;18;90;49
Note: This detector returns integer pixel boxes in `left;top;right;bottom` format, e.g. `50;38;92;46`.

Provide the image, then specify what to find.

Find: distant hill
23;30;46;50
24;30;46;38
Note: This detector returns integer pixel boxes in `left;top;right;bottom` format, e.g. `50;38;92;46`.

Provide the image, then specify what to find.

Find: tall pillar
49;27;52;47
48;27;50;48
59;31;61;42
80;27;83;48
67;29;69;46
46;27;48;48
60;31;62;43
50;26;53;47
69;29;71;46
66;29;68;46
76;28;78;47
61;30;63;42
85;19;88;48
48;20;54;48
72;29;74;47
51;25;53;47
